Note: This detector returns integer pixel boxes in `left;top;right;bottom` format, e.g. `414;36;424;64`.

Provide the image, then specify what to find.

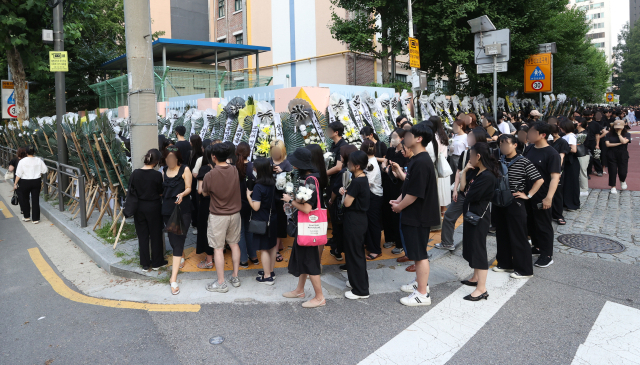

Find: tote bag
296;176;328;246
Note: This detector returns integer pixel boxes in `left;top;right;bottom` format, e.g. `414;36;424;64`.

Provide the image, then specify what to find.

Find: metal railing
0;146;87;227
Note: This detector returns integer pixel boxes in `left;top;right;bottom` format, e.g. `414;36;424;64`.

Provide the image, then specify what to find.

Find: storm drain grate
557;234;625;254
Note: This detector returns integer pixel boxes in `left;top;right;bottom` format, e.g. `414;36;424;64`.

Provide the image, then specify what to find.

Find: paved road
2;186;639;364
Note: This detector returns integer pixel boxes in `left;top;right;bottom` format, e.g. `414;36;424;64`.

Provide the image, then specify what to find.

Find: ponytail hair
470;142;500;178
349;150;370;172
143;148;162;167
360;126;379;142
360;139;376;156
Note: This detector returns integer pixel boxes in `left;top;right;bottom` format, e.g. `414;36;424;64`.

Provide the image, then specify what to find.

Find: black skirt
288;238;321;277
255;220;278;251
462;209;490;270
275;199;288;238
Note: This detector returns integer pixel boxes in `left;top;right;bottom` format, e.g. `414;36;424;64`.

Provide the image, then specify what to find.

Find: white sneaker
400;279;430;294
621;182;628;190
345;290;369;300
192;228;198;235
492;266;514;273
23;218;30;222
346;280;351;288
510;271;533;279
400;289;431;306
611;187;618;194
580;191;589;196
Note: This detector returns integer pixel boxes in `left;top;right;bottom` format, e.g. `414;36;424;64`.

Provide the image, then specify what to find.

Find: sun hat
287;147;315;170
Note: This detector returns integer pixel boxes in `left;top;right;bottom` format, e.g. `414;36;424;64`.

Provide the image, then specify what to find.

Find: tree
329;0;409;84
613;23;640;105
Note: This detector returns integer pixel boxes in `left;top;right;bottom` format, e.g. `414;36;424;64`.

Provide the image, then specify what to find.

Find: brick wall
346;54;375;85
215;0;245;69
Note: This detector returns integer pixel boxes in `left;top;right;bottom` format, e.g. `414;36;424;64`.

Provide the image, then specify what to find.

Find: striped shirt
503;155;542;193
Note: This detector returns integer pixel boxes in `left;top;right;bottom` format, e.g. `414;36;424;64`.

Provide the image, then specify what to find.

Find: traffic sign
1;80;29;119
606;93;614;102
524;53;552;93
477;62;508;74
49;51;69;72
474;29;511;65
409;37;420;68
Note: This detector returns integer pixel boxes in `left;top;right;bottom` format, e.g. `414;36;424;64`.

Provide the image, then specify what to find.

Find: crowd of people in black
7;105;633;308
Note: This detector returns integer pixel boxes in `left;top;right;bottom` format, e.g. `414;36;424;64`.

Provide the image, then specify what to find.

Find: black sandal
276;253;283;262
557;218;566;225
366;254;380;260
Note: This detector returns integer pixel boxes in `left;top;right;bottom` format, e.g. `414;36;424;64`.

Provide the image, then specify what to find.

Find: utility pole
493;54;497;122
53;0;68;199
408;0;419;93
124;0;158;169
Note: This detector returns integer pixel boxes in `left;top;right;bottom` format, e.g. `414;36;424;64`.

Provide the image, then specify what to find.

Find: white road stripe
359;271;529;365
571;301;640;365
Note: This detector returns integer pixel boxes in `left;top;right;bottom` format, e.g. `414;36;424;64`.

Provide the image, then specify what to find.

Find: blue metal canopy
101;38;270;70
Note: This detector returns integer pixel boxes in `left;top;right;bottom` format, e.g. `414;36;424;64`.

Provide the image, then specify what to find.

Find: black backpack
492;155;523;207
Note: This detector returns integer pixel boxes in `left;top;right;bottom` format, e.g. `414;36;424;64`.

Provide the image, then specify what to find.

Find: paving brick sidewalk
553;189;640;265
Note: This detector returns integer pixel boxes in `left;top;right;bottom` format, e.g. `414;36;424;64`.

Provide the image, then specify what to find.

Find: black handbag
248;187;274;235
464;202;490;226
123;186;138;218
11;191;19;206
576;144;588;158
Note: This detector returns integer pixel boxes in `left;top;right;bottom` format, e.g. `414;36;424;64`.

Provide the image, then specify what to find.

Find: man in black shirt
584;113;603;176
325;122;347;259
523;122;561;268
493;135;543;278
391;123;440;306
174;126;192;167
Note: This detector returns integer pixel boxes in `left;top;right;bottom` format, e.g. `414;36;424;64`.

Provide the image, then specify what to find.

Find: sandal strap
171;282;179;288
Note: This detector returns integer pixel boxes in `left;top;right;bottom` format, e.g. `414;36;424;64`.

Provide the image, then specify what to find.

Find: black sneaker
330;249;343;261
534;256;554;268
249;257;259;265
257;271;276;279
239;262;249;268
152;260;169;271
531;247;542;256
256;276;275;285
339;264;348;272
142;266;151;272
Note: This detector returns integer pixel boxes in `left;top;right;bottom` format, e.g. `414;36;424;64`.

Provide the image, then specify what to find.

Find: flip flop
179;257;186;269
557;218;566;225
197;260;213;269
276;253;284;262
366;254;381;260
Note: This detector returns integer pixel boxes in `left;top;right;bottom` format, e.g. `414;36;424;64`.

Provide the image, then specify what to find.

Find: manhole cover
557;234;625;254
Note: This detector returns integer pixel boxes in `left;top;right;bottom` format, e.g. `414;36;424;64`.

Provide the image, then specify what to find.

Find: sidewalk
588;125;640;191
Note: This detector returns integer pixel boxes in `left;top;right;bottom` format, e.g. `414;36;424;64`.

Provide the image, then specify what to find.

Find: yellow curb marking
0;201;13;218
27;248;200;312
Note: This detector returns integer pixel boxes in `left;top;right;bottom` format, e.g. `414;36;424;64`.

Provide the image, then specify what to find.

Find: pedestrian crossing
359;272;640;365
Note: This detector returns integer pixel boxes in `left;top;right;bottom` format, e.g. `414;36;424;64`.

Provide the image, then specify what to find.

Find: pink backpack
296;176;328;246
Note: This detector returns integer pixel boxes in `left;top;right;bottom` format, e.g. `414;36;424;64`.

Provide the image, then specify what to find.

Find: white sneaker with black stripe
400;289;431;306
400;279;430;294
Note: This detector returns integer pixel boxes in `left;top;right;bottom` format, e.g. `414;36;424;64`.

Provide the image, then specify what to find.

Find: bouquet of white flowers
296;185;314;202
324;151;335;170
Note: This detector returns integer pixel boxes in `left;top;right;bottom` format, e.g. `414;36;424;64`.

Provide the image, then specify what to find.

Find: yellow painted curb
27;248;201;312
0;200;13;218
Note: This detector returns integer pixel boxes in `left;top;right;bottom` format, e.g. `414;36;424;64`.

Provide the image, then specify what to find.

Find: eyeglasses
166;146;178;152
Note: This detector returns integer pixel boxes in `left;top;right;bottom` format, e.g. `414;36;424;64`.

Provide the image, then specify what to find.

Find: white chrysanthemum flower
285;182;294;193
301;130;307;137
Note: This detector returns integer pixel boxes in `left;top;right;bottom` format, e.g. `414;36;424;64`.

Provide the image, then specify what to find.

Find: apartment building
148;0;417;88
631;0;640;27
568;0;625;63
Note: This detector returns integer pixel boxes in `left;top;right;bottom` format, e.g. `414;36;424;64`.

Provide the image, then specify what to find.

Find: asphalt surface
2;187;639;364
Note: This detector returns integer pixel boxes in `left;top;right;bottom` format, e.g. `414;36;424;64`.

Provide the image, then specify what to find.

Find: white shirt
192;156;203;175
16;156;48;180
365;156;383;196
449;134;468;156
498;121;510;135
562;133;577;146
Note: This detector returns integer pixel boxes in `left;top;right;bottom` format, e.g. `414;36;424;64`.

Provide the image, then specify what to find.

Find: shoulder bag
248;186;275;235
464;202;490;226
11;190;19;206
123;177;139;218
296;176;328;246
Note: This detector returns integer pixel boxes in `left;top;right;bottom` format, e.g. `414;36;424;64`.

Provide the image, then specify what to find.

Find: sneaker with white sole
206;281;229;293
400;289;431;306
534;256;554;268
32;221;39;224
391;247;404;255
434;242;455;251
400;279;430;294
611;187;617;194
345;290;369;299
510;271;533;279
23;218;30;222
621;182;628;190
192;228;198;235
229;276;241;288
346;280;352;288
580;191;589;196
492;266;514;273
383;242;395;249
256;276;275;285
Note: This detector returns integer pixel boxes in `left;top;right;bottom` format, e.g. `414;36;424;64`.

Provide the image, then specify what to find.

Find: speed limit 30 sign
531;80;544;91
524;53;552;93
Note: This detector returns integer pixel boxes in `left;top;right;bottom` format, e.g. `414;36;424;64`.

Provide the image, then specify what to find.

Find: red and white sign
7;105;17;118
2;80;28;119
531;80;544;91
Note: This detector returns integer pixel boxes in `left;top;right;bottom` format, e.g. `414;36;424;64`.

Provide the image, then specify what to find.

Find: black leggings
134;200;165;268
163;212;191;257
607;150;629;187
18;178;42;221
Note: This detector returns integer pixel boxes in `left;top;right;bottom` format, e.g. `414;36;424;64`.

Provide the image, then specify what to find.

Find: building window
587;12;604;20
592;22;604;29
587;32;605;40
235;33;243;45
235;0;242;11
592;2;604;9
218;0;225;18
217;37;226;43
593;42;605;48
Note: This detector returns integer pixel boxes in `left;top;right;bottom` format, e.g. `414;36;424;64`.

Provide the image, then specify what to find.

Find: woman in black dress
305;143;329;261
189;135;203;233
559;119;580;211
195;144;214;269
327;145;359;262
339;151;371;300
281;148;326;308
550;124;570;225
270;139;292;262
161;146;192;295
459;142;498;301
129;149;166;272
247;158;278;285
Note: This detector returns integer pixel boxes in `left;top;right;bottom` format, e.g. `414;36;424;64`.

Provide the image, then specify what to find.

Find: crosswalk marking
358;271;529;365
571;301;640;365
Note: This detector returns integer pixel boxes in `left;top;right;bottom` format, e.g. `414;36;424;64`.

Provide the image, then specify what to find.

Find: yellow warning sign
606;93;614;102
49;51;69;72
409;37;420;69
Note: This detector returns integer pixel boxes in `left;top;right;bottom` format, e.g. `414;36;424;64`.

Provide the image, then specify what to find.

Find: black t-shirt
551;137;571;166
9;157;19;171
374;140;388;159
197;164;212;199
585;120;602;148
331;168;348;196
606;132;631;153
385;146;408;167
400;151;440;227
523;145;561;202
175;140;192;167
239;162;255;215
300;173;323;210
129;168;163;201
328;138;348;188
463;169;497;215
346;175;370;212
251;183;277;222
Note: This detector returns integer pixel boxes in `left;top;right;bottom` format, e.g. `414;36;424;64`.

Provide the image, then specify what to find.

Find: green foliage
367;81;412;93
614;23;640;105
96;220;136;245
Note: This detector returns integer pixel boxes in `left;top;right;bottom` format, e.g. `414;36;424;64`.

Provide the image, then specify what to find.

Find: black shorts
400;224;430;261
